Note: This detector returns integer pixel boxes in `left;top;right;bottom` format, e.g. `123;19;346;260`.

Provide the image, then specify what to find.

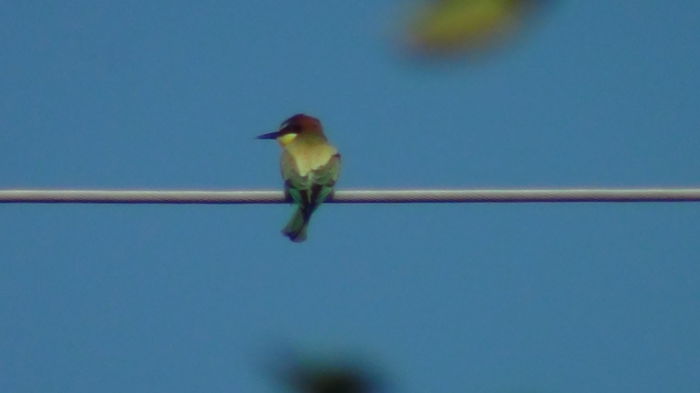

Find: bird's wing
307;153;341;207
312;153;341;187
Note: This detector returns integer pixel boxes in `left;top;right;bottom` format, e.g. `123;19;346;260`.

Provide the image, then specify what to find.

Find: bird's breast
283;143;337;177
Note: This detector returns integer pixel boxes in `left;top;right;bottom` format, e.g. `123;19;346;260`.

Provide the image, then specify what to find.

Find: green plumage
282;153;341;242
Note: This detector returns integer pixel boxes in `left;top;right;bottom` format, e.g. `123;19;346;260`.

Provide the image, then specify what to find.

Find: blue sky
1;1;699;393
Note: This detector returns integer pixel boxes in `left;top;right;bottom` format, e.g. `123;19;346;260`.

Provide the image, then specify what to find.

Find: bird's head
257;114;324;146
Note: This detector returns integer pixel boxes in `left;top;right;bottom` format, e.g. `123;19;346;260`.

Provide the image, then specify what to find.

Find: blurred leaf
271;350;384;393
406;0;547;57
287;363;377;393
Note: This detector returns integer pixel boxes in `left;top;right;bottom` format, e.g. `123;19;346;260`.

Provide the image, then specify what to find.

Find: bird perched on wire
257;114;341;242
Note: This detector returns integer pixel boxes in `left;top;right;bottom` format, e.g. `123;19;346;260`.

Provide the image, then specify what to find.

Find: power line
1;188;699;204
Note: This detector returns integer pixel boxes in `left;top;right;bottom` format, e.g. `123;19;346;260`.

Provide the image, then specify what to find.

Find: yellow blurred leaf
407;0;543;56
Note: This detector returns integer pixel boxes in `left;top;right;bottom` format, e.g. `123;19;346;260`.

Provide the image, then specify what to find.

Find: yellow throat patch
277;133;298;146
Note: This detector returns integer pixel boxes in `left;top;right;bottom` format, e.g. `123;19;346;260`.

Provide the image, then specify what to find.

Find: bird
257;114;341;242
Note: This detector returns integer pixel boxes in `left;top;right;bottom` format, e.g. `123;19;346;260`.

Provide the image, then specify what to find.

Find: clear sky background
1;1;699;393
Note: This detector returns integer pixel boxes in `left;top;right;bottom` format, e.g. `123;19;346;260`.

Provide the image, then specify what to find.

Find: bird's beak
256;131;280;140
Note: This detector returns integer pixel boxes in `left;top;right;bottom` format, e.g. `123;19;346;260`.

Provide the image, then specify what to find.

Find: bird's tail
282;206;312;243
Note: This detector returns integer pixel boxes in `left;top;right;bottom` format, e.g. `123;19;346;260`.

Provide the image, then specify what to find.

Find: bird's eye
291;124;301;132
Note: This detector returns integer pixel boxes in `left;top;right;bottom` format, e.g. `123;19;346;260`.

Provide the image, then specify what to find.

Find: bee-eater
257;114;341;242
